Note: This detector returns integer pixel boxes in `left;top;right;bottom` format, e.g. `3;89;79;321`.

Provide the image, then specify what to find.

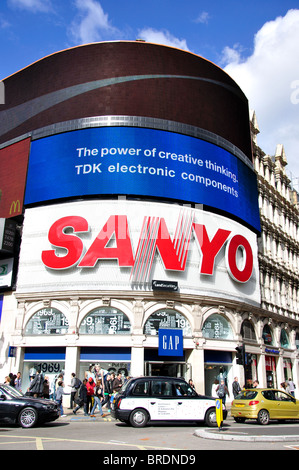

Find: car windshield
0;384;24;398
234;390;258;400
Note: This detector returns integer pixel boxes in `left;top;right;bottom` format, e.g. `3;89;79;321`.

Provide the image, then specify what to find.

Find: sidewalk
59;406;113;422
194;425;299;442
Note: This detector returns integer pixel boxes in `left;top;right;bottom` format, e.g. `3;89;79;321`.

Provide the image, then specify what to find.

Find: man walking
232;377;241;398
288;378;296;397
28;369;44;398
112;373;123;394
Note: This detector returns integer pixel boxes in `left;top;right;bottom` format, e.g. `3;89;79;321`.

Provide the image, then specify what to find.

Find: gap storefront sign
17;200;260;307
158;329;183;357
25;127;260;232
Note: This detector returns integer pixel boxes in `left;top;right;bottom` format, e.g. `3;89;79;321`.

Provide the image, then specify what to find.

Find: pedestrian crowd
3;366;129;418
211;376;297;403
72;369;127;418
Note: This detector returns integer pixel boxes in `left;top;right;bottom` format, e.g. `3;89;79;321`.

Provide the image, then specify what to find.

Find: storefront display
265;355;277;388
284;359;293;382
25;308;69;335
144;309;192;337
22;347;66;397
79;347;131;382
79;307;131;335
204;350;232;396
202;314;233;340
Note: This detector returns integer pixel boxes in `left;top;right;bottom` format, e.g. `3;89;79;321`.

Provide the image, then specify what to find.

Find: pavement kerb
193;428;299;442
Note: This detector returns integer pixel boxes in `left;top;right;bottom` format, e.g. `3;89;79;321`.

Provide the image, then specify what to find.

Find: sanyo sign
41;209;255;285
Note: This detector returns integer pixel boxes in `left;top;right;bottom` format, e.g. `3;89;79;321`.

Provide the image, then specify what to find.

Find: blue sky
0;0;298;184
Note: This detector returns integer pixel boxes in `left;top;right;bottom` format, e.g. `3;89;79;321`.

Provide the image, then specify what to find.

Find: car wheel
18;407;38;428
129;408;149;428
205;408;217;427
257;409;270;425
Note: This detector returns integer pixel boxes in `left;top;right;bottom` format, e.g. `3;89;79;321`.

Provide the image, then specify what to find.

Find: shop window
283;358;292;381
202;314;233;340
79;307;131;335
143;309;192;337
241;319;257;342
280;329;290;348
262;324;273;345
24;308;69;335
296;333;299;350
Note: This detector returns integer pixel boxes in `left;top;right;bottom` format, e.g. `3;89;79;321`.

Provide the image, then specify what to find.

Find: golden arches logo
9;199;21;215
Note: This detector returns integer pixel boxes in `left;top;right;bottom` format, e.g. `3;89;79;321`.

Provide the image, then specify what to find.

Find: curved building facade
0;41;297;400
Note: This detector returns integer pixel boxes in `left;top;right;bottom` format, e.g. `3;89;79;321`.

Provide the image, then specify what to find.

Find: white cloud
70;0;118;44
138;28;189;52
194;11;210;24
223;9;299;179
0;15;10;29
8;0;52;12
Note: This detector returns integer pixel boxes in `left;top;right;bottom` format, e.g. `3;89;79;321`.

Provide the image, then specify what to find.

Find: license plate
235;404;245;407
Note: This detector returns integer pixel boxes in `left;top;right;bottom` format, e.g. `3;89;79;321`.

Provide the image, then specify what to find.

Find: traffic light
235;345;245;365
246;353;253;365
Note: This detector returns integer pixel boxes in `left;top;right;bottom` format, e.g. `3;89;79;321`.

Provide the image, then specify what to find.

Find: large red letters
41;216;88;269
41;215;254;283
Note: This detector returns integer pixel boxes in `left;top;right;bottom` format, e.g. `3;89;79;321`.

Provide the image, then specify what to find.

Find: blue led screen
25;127;260;231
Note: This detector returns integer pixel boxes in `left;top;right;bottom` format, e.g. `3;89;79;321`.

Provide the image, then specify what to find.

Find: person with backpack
68;373;81;409
216;379;229;405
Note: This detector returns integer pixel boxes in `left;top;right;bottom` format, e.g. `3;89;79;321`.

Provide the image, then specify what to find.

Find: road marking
0;435;178;450
0;440;35;445
36;437;44;450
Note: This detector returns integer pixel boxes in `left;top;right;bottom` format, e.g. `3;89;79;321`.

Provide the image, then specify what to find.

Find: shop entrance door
266;355;278;388
145;362;190;380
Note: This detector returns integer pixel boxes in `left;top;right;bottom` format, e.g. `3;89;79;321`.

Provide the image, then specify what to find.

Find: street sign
215;398;223;429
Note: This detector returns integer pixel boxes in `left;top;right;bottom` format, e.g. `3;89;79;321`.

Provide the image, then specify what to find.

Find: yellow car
231;388;299;425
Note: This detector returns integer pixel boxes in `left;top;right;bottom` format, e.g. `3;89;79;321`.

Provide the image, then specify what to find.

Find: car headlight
42;404;54;410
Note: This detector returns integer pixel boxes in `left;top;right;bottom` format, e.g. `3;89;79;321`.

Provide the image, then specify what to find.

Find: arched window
143;309;192;337
202;314;233;340
25;308;69;335
79;307;131;335
262;324;273;345
280;329;290;348
241;320;257;342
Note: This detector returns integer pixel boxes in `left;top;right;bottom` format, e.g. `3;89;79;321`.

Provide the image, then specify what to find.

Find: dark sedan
0;384;60;428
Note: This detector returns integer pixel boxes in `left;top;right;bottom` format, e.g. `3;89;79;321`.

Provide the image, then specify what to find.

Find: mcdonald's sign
0;138;30;219
9;200;21;216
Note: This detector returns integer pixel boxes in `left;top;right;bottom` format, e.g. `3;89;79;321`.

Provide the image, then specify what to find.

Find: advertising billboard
25;127;260;232
0;258;13;288
17;200;260;306
0;138;31;218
